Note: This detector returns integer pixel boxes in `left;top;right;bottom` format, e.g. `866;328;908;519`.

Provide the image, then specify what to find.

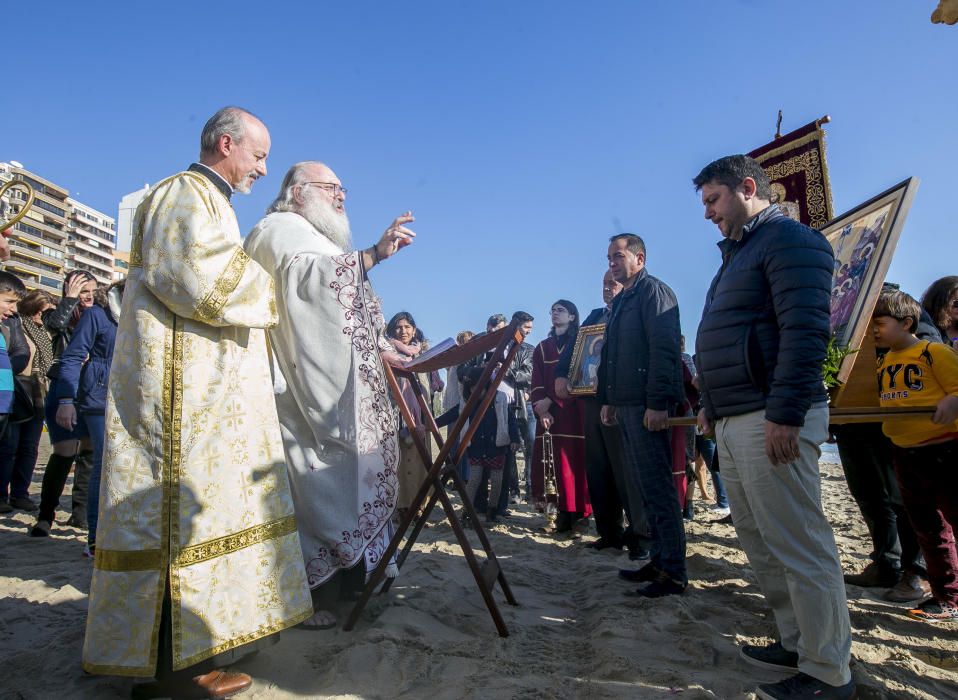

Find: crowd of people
0;107;956;700
0;270;124;560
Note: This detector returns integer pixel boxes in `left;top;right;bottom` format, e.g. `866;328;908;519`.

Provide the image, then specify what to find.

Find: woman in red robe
530;299;591;533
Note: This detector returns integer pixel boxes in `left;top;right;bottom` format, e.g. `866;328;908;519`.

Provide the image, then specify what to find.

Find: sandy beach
1;445;956;700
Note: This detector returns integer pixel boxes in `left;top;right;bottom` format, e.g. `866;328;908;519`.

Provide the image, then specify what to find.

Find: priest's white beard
301;195;352;251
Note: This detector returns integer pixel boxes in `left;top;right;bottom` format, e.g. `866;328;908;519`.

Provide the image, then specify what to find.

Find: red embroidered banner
748;118;834;230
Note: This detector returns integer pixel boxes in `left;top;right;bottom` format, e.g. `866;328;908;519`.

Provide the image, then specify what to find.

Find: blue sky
4;2;955;348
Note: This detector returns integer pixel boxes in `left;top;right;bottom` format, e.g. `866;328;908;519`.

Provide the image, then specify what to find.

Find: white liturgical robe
244;211;399;588
83;171;312;676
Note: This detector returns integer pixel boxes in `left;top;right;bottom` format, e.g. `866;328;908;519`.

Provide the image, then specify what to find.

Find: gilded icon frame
567;323;606;396
822;177;918;384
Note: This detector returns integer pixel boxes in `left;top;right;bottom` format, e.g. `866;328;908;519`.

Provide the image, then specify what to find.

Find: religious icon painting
568;323;606;396
821;177;919;383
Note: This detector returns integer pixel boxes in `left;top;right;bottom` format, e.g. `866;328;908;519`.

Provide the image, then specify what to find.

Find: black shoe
585;537;623;551
739;641;799;672
756;672;856;700
626;571;686;598
9;496;38;512
843;560;898;588
619;562;661;583
628;547;651;561
29;520;51;538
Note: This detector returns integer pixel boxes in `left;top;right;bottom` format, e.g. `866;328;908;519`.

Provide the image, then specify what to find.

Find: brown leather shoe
884;571;932;603
131;670;252;700
843;561;898;588
192;670;252;699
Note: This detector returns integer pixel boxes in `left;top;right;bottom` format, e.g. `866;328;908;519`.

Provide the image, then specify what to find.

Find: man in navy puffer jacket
693;155;854;700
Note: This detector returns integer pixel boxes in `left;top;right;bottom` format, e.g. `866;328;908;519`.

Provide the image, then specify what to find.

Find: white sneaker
710;505;731;516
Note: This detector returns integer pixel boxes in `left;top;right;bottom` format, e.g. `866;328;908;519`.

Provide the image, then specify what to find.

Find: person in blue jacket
30;270;97;537
54;280;123;555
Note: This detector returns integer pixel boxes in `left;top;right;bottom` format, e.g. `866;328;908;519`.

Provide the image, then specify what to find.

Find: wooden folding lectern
344;322;524;637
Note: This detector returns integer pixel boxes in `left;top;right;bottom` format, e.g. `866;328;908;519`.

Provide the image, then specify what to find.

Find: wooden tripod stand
343;322;523;636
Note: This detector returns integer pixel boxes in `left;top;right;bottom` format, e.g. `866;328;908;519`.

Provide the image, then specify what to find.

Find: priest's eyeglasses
303;182;347;197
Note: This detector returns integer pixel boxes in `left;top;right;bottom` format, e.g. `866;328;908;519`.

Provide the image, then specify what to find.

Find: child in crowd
0;272;27;446
0;275;33;514
873;290;958;622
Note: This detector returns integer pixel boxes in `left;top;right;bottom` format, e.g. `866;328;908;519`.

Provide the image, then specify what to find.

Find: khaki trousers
716;404;851;687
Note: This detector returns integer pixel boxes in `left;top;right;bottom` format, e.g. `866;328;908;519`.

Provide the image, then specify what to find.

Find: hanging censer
542;430;558;530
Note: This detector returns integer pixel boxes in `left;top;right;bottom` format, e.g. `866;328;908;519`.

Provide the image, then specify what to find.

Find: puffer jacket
55;303;118;414
695;205;833;426
597;267;684;409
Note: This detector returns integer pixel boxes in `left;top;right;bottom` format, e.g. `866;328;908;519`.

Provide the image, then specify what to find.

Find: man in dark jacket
598;234;686;598
505;311;535;502
556;270;651;557
693;155;853;700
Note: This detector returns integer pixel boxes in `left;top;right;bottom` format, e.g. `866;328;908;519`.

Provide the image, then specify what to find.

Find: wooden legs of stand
343;465;517;637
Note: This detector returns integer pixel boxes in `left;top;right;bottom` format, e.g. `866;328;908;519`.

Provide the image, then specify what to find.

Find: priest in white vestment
83;108;312;699
245;161;415;628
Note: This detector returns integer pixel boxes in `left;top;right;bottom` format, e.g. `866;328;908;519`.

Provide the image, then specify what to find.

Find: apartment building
67;198;116;285
0;162;116;294
0;162;69;295
110;184;149;285
116;184;150;252
113;250;130;282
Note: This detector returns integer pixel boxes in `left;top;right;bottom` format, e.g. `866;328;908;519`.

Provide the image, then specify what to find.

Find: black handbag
10;374;35;424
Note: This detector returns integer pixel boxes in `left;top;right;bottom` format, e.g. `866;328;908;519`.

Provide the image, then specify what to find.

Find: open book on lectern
403;338;457;369
400;326;516;373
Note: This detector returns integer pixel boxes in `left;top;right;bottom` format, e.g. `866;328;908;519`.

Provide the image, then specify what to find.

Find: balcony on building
69;247;114;274
8;252;63;281
69;234;114;259
9;238;65;268
10;171;69;203
12;225;66;254
70;216;117;246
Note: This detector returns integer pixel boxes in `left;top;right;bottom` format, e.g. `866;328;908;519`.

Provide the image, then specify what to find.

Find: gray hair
267;161;322;214
199;106;258;157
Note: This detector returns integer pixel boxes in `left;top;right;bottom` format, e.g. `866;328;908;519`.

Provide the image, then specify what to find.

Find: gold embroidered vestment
82;172;312;676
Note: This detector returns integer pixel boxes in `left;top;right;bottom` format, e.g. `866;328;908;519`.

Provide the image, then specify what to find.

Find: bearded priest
82;108;312;699
244;161;415;629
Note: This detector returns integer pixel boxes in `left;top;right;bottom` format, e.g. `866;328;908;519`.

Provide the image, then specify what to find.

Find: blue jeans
0;413;45;500
696;434;728;508
617;405;687;585
522;402;536;491
82;412;106;546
